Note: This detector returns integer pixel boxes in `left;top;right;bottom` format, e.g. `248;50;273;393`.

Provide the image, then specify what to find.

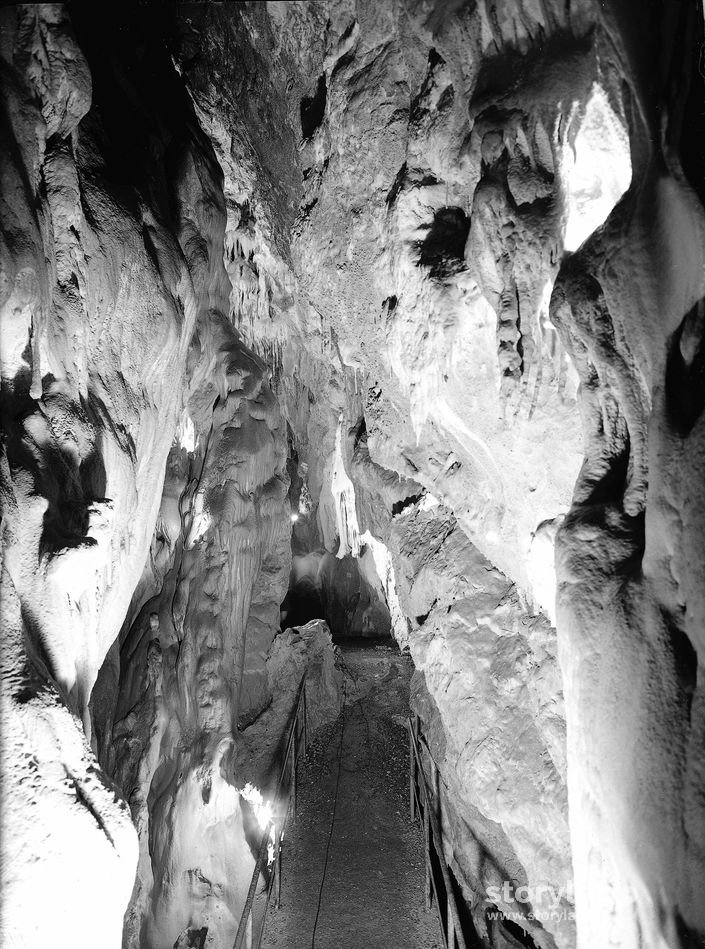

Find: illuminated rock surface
1;3;704;949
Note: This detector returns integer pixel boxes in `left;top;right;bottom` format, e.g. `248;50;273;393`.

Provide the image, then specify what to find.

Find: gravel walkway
262;643;442;949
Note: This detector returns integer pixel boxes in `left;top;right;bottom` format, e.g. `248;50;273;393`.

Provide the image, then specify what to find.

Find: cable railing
408;714;469;949
233;676;308;949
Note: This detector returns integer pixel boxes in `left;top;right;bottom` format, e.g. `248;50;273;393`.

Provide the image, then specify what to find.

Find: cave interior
2;2;705;949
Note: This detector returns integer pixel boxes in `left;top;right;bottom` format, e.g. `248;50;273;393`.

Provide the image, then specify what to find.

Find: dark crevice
427;47;445;71
485;907;540;949
415;599;436;626
663;614;698;722
141;224;161;274
175;927;208;949
669;0;705;209
582;434;631;508
392;493;424;517
300;74;327;140
417;206;469;279
436;84;455;112
386;161;407;207
410;47;447;121
352;415;367;451
666;296;705;436
675;911;705;949
68;767;117;849
515;284;525;375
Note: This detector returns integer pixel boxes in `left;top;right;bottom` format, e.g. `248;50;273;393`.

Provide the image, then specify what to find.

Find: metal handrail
408;715;468;949
233;676;308;949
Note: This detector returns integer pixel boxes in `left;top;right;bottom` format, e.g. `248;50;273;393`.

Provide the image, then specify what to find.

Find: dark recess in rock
411;47;447;121
352;415;367;450
386;161;407;207
427;47;445;71
471;29;592;107
671;0;705;209
491;911;541;949
666;297;705;436
674;911;705;949
436;84;455;111
417;206;470;279
174;926;208;949
300;74;327;140
667;618;698;721
415;599;436;625
392;493;424;516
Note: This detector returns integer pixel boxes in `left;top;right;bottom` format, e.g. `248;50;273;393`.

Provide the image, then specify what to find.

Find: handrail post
291;731;297;823
433;759;440;822
424;804;432;910
276;840;282;909
431;756;442;861
409;720;416;822
409;716;468;949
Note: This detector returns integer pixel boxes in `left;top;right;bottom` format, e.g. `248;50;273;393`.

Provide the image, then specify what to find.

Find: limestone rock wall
550;3;705;944
393;499;570;948
0;6;308;948
0;6;224;947
107;324;292;949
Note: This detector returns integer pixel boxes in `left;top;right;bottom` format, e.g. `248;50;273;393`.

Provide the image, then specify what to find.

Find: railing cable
233;675;308;949
408;714;468;949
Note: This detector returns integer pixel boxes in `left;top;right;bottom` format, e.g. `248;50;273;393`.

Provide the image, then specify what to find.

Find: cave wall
0;6;326;948
0;6;220;945
394;497;571;949
550;3;705;943
106;326;293;949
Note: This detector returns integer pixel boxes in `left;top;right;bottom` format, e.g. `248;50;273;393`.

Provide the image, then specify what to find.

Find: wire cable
309;660;355;948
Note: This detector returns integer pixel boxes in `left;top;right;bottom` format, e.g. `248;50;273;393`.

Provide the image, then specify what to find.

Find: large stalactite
1;3;705;949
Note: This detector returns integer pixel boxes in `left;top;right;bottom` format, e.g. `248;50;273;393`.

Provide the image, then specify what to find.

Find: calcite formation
1;3;704;949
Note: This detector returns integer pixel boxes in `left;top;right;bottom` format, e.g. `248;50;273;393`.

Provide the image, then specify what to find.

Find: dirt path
262;643;442;949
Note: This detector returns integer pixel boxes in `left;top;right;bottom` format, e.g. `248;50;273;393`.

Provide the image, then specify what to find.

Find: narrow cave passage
280;548;395;644
262;643;441;949
5;4;705;949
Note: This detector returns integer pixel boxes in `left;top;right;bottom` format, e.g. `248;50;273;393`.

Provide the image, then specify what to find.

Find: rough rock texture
2;3;705;949
0;6;327;949
104;327;293;949
550;4;705;943
237;4;705;947
0;6;213;946
396;499;570;948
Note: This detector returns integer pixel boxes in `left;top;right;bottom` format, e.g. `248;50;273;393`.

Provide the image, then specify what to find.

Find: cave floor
261;643;442;949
